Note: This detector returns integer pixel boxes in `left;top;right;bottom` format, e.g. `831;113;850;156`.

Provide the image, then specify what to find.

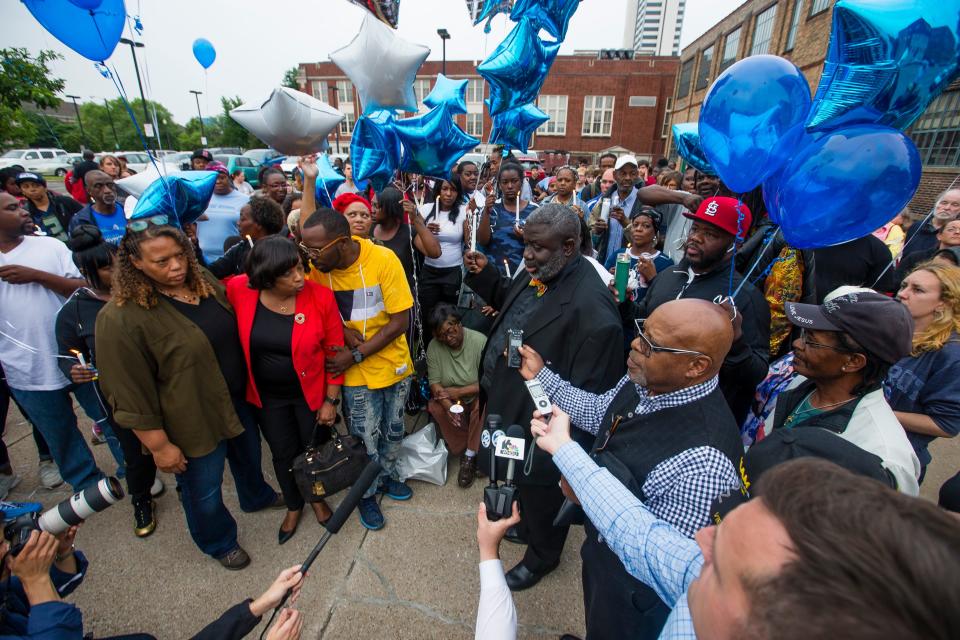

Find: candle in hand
515;194;520;225
503;258;512;278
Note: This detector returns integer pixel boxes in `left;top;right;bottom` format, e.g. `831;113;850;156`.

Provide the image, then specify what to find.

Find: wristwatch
324;396;340;407
350;347;364;363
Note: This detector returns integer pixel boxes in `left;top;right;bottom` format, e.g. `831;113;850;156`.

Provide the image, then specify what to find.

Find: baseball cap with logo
683;196;752;239
191;149;213;162
14;172;45;187
614;154;639;171
784;289;914;364
206;161;229;175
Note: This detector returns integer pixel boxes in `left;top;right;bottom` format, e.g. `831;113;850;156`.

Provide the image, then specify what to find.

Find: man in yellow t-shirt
302;209;413;531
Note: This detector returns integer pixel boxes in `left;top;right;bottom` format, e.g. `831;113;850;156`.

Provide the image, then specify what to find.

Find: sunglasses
127;215;169;232
633;318;705;358
299;236;347;261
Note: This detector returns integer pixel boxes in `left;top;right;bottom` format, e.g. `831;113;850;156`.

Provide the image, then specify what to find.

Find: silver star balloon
329;12;430;112
229;87;344;156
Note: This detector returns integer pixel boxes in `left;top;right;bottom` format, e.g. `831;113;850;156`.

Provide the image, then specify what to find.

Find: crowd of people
0;143;958;639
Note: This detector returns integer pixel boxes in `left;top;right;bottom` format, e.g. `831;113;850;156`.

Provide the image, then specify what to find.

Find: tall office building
623;0;686;56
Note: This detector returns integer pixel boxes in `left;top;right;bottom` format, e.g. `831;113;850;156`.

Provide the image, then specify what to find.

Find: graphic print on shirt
332;283;385;324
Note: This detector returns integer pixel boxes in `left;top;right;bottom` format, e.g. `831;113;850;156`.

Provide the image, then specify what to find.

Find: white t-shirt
199;190;249;261
0;236;80;390
421;203;467;269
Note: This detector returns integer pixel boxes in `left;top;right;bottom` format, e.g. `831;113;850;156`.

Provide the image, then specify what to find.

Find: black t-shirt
380;224;415;289
168;296;246;397
813;235;894;301
249;302;300;402
27;193;82;242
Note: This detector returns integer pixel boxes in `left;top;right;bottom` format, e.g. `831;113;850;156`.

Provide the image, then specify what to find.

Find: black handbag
291;421;369;501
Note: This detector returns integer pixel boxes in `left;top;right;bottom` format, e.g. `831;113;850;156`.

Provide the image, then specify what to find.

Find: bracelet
55;544;75;563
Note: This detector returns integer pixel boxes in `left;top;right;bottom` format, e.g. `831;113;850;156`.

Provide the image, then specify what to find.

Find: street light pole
65;95;87;150
118;37;152;150
189;90;207;145
328;85;341;154
437;29;450;75
100;97;120;150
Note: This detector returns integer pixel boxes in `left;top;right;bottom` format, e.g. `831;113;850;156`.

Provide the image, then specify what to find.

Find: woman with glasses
226;236;345;544
885;263;960;482
55;224;165;537
753;287;921;495
95;216;281;569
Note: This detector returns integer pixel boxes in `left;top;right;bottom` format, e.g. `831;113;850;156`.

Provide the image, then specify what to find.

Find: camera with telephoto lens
3;477;124;556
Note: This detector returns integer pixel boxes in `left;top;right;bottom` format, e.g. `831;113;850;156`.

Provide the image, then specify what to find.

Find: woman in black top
55;225;164;537
372;186;441;285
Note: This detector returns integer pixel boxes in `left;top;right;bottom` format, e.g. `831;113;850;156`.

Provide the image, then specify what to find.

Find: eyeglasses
633;319;705;358
127;215;169;232
299;236;347;261
798;328;856;353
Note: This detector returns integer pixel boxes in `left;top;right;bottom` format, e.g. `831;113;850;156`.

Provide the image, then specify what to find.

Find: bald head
84;170;109;190
84;170;117;208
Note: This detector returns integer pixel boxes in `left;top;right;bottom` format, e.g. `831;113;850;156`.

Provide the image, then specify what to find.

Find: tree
219;96;260;150
282;67;300;90
0;48;65;146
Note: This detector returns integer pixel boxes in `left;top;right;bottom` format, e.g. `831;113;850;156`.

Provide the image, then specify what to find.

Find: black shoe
278;524;298;545
504;525;527;545
505;561;558;591
133;497;156;538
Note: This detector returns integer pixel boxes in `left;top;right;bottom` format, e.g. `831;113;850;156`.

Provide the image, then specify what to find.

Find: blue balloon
422;74;468;115
699;55;812;193
351;109;402;192
807;0;960;133
131;171;218;227
314;155;347;207
394;105;480;180
477;19;561;116
22;0;124;62
510;0;581;41
766;125;921;249
192;38;216;70
472;0;512;33
671;123;716;176
488;103;549;153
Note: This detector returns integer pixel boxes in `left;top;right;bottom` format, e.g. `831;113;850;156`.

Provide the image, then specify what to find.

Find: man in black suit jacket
464;203;625;591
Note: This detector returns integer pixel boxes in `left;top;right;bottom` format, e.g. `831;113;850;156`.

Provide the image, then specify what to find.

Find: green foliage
282;67;300;90
219;96;260;149
0;48;65;146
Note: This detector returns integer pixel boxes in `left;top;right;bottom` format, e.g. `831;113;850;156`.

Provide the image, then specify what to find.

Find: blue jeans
72;382;126;478
343;377;411;499
9;386;103;491
176;397;277;558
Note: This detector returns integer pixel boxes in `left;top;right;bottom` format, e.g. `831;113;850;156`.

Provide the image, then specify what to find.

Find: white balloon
229;87;344;156
115;161;183;198
329;12;430;112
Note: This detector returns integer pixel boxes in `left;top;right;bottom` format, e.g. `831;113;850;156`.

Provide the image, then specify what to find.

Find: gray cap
785;291;914;364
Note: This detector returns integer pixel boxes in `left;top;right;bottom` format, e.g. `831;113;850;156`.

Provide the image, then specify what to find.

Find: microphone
277;460;382;609
503;424;525;487
486;414;502;484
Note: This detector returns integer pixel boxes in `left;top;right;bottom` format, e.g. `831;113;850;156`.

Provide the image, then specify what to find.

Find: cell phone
600;198;611;222
525;379;551;418
507;329;523;368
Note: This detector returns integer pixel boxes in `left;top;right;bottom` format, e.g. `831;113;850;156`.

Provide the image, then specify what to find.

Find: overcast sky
2;0;743;127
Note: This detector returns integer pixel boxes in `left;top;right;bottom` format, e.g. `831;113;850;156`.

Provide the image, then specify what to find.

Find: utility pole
65;95;87;150
100;97;120;150
329;84;342;154
437;29;450;75
189;90;207;145
118;38;152;150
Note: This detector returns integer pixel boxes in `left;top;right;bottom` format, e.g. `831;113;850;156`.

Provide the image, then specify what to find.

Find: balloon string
727;198;746;299
731;226;780;299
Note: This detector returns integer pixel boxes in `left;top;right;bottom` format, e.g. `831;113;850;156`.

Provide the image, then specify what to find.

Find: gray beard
530;251;566;282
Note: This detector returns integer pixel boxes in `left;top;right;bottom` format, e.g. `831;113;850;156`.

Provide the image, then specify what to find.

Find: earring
934;308;945;320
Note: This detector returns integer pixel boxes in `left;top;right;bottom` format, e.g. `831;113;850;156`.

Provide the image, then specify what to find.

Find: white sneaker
38;460;63;489
150;477;165;497
0;474;21;500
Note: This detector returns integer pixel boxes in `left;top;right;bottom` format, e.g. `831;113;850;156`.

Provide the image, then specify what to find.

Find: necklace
159;288;198;304
263;292;296;314
784;391;856;426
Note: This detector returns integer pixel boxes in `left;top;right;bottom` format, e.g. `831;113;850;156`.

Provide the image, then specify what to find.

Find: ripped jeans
343;377;411;498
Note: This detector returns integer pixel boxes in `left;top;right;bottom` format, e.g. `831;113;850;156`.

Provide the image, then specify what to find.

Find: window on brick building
582;96;614;137
909;90;960;167
695;45;714;90
750;5;777;55
466;79;484;104
661;97;673;139
719;27;741;72
413;78;432;113
677;59;694;98
537;95;567;136
785;0;803;51
809;0;832;16
336;80;356;135
311;80;327;100
465;113;483;138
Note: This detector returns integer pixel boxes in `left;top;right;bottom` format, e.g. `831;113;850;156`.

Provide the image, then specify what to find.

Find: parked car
243;148;281;166
116;152;156;173
161;151;193;171
514;153;543;179
0;148;69;171
215;154;261;187
207;147;242;156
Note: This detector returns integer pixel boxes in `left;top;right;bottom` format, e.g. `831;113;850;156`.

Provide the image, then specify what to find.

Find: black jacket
190;599;261;640
27;193;82;242
627;258;770;423
467;256;625;485
55;287;105;379
813;234;894;299
206;240;252;279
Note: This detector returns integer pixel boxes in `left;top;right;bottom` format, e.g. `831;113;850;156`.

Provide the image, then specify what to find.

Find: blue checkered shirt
555;443;701;640
537;370;740;537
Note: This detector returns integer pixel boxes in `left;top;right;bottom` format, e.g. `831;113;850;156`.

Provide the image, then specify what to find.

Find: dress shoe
278;510;301;545
504;525;527;545
505;561;557;591
458;454;477;488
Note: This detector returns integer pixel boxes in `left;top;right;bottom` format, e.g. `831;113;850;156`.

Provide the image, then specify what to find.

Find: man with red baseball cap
623;196;771;422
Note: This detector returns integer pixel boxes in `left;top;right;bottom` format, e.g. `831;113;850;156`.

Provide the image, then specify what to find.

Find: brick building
665;0;958;215
297;55;679;164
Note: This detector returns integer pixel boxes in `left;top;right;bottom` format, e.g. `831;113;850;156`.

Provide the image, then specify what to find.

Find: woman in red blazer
226;236;345;544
